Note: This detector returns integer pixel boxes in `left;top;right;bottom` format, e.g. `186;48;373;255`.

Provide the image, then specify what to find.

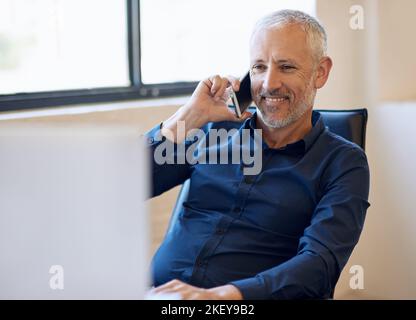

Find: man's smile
261;96;290;108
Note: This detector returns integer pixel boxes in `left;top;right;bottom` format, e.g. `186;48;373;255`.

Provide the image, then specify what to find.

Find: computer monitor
0;123;150;299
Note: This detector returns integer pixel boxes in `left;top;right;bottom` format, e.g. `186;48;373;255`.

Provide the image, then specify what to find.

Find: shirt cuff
230;276;269;300
144;122;166;146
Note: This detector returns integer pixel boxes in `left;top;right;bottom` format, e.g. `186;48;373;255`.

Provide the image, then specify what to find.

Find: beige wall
2;0;416;299
315;0;367;109
317;0;416;106
337;102;416;299
378;0;416;101
317;0;416;299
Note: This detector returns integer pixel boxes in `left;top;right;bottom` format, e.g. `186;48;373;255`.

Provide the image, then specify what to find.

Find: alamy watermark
49;265;64;290
153;121;263;175
349;264;364;290
349;5;365;30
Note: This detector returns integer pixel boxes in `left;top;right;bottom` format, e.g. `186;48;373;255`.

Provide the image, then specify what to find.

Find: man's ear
314;56;333;89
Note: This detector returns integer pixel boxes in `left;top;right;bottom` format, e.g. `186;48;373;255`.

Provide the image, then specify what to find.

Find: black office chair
167;108;368;235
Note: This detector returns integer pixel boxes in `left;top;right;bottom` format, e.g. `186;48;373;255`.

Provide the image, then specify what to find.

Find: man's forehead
250;24;312;62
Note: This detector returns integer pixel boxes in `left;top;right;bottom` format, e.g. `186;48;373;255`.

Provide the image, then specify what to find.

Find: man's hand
161;75;252;143
188;75;249;125
147;279;243;300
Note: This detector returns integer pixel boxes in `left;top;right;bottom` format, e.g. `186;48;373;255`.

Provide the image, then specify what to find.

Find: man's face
250;24;318;129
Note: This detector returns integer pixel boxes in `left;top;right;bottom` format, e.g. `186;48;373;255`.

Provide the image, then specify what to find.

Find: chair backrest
167;108;368;235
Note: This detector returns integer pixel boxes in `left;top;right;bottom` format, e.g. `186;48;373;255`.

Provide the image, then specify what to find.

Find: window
140;0;316;84
0;0;129;95
0;0;316;111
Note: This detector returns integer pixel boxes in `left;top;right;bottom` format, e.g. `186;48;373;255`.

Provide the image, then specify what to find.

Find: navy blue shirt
146;111;370;299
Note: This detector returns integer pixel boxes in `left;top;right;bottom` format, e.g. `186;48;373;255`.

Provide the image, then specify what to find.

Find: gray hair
251;9;328;61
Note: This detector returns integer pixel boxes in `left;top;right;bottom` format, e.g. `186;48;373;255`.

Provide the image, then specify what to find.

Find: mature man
146;10;370;299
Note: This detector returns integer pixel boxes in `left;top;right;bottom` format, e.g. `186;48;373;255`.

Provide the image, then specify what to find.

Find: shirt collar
243;110;325;154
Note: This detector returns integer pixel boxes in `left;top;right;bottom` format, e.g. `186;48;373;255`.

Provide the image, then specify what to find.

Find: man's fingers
197;75;252;124
214;80;230;100
209;75;224;96
218;107;252;123
152;286;183;296
151;279;183;294
149;279;198;300
151;284;181;293
226;75;240;92
215;75;241;99
207;75;241;99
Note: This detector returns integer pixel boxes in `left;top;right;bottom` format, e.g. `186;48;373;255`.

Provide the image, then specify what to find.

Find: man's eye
281;65;295;71
252;65;266;71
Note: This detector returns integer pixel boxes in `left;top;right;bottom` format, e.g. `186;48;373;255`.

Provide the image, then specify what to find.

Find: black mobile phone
229;72;252;118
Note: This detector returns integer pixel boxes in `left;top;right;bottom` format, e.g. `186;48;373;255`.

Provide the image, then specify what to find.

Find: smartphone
229;72;252;118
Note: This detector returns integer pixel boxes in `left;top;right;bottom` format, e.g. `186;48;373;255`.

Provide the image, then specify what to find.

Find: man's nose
262;67;283;92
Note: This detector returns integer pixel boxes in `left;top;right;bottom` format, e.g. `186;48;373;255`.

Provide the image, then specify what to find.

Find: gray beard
256;82;316;129
257;101;310;129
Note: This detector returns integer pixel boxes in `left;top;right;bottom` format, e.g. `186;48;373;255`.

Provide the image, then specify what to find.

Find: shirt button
244;175;257;184
216;228;225;235
196;260;205;267
233;207;241;213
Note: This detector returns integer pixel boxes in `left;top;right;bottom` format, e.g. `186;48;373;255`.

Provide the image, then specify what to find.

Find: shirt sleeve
230;146;371;299
145;123;193;198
